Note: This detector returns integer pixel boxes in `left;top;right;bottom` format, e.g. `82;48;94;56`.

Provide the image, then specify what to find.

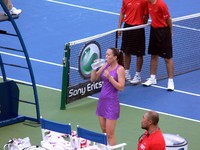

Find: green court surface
0;85;200;149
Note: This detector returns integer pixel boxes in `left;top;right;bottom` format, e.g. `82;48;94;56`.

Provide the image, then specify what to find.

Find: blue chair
40;117;74;150
76;125;127;150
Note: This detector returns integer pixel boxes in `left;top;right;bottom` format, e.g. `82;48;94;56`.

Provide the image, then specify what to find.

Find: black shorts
148;26;173;59
121;23;145;56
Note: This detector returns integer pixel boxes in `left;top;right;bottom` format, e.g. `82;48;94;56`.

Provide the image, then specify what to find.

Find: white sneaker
142;78;157;86
130;75;141;84
167;80;174;91
10;7;22;15
125;70;131;81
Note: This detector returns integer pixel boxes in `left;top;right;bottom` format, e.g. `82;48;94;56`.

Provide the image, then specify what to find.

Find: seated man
138;110;165;150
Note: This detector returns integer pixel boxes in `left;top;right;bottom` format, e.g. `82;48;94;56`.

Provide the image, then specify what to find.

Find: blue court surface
1;0;200;122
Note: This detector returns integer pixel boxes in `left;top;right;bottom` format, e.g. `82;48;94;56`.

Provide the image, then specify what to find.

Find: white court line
1;51;199;97
46;0;119;15
0;51;78;71
173;24;200;32
88;96;200;123
0;51;62;67
2;73;199;97
2;74;199;123
151;85;200;97
0;76;61;92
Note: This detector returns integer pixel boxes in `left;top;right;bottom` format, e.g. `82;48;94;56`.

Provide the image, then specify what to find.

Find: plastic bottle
91;59;106;70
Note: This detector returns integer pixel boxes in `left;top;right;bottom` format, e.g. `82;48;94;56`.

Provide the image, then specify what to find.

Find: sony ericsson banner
67;41;103;102
78;41;101;79
67;80;103;101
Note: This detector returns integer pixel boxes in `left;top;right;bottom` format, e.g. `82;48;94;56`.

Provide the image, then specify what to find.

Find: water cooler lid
163;133;187;146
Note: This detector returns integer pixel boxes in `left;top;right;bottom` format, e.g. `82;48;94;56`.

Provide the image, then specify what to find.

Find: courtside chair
40;116;74;150
76;125;127;150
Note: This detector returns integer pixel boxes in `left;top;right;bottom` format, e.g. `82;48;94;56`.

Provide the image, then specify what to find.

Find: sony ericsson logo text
79;41;101;79
68;81;103;97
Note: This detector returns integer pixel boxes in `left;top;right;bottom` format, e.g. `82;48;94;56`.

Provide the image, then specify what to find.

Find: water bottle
91;59;106;70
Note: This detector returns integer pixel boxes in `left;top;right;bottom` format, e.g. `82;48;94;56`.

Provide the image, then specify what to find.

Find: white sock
150;74;156;79
125;70;130;74
135;72;140;76
168;78;173;82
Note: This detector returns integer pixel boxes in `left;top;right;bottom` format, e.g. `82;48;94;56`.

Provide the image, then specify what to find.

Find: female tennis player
90;48;125;146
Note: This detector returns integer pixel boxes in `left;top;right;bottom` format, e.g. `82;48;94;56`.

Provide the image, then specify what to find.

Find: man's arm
167;17;173;35
117;12;125;37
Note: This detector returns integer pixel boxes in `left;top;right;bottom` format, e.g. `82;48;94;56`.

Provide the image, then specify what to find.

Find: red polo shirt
121;0;148;25
138;130;166;150
148;0;171;28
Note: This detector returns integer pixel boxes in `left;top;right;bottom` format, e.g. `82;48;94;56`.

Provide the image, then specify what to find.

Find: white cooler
163;133;188;150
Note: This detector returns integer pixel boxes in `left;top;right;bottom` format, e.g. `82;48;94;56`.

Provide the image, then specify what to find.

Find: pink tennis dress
96;64;120;120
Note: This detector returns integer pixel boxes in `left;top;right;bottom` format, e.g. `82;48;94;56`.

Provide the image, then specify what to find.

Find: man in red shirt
142;0;174;91
118;0;148;84
137;111;166;150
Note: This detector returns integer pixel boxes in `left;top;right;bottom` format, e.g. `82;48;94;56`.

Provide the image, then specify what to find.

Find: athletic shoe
167;80;174;91
142;78;157;86
130;75;141;84
10;7;22;15
125;70;131;81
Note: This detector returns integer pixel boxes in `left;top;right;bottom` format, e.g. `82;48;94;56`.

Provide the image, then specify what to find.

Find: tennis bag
23;146;47;150
3;137;47;150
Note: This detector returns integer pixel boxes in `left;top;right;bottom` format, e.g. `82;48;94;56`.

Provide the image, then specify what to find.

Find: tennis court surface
0;0;200;149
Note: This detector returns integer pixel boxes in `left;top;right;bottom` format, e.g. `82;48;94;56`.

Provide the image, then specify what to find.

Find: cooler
163;133;188;150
